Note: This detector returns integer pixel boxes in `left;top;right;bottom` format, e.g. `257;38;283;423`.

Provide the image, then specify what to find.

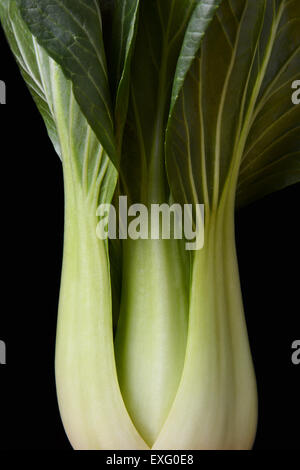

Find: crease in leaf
169;0;223;119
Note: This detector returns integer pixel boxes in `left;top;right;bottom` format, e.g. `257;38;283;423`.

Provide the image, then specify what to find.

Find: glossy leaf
170;0;223;117
1;0;117;202
0;0;61;157
111;0;140;148
18;0;117;162
119;0;196;204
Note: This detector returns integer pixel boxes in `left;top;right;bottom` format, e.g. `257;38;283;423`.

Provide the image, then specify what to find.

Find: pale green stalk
50;63;148;450
153;180;257;450
56;192;148;449
115;237;189;446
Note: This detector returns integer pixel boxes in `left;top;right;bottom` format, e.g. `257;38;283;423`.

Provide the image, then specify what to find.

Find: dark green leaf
119;0;196;204
0;0;117;203
237;0;300;206
170;0;223;117
19;0;117;162
0;0;61;157
111;0;140;149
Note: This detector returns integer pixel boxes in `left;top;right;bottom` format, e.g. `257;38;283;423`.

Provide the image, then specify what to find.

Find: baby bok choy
1;0;299;450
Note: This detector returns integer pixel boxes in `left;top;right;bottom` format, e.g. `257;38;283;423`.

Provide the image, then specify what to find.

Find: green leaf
18;0;117;163
111;0;140;149
237;0;300;206
170;0;223;118
119;0;196;204
1;0;117;203
166;0;300;212
0;0;61;157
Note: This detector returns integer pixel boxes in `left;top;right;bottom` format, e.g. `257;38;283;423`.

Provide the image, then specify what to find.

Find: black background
0;26;299;451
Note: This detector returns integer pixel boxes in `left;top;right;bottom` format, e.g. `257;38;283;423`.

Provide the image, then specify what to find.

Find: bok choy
1;0;299;450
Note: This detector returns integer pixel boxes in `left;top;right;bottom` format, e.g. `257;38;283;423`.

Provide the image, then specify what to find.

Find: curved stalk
153;192;258;450
55;162;148;450
115;237;189;447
